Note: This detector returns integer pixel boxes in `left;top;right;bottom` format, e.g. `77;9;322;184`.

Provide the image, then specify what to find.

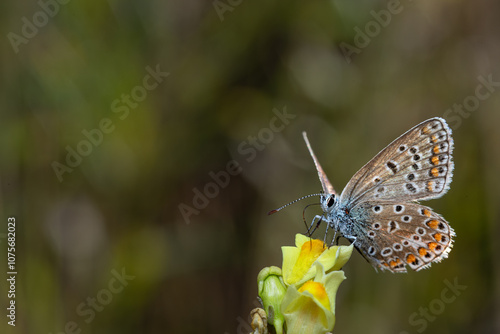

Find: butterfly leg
328;229;339;247
307;215;323;237
323;220;330;245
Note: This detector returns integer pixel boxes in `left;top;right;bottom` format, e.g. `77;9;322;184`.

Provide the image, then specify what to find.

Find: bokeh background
1;1;500;333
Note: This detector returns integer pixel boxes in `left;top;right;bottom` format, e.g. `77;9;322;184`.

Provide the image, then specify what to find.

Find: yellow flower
299;281;330;310
282;234;353;286
281;262;346;334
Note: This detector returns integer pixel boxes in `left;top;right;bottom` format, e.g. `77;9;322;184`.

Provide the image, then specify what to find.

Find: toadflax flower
281;262;347;334
254;234;353;333
281;234;353;287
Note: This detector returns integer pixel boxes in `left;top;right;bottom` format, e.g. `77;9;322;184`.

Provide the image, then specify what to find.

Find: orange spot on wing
428;242;438;250
433;145;440;154
431;135;438;143
406;254;416;264
422;126;430;134
434;233;442;242
427;220;439;229
423;209;431;217
431;167;439;177
389;260;397;267
427;181;434;192
431;156;440;165
418;248;427;256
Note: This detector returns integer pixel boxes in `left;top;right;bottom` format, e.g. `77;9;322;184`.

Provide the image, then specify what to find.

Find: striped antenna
268;193;323;215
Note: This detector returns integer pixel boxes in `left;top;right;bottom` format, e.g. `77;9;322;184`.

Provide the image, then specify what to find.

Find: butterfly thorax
321;194;359;244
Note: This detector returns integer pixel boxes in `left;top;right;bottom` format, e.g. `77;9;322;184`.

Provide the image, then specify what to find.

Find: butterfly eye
327;195;335;207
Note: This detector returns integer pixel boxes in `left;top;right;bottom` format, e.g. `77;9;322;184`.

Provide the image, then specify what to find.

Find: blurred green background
1;0;499;333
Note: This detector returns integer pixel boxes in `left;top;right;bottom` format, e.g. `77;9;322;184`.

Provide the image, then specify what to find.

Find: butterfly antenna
268;193;323;215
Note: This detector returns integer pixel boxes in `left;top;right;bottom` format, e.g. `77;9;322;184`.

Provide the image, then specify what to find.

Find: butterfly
273;117;455;273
